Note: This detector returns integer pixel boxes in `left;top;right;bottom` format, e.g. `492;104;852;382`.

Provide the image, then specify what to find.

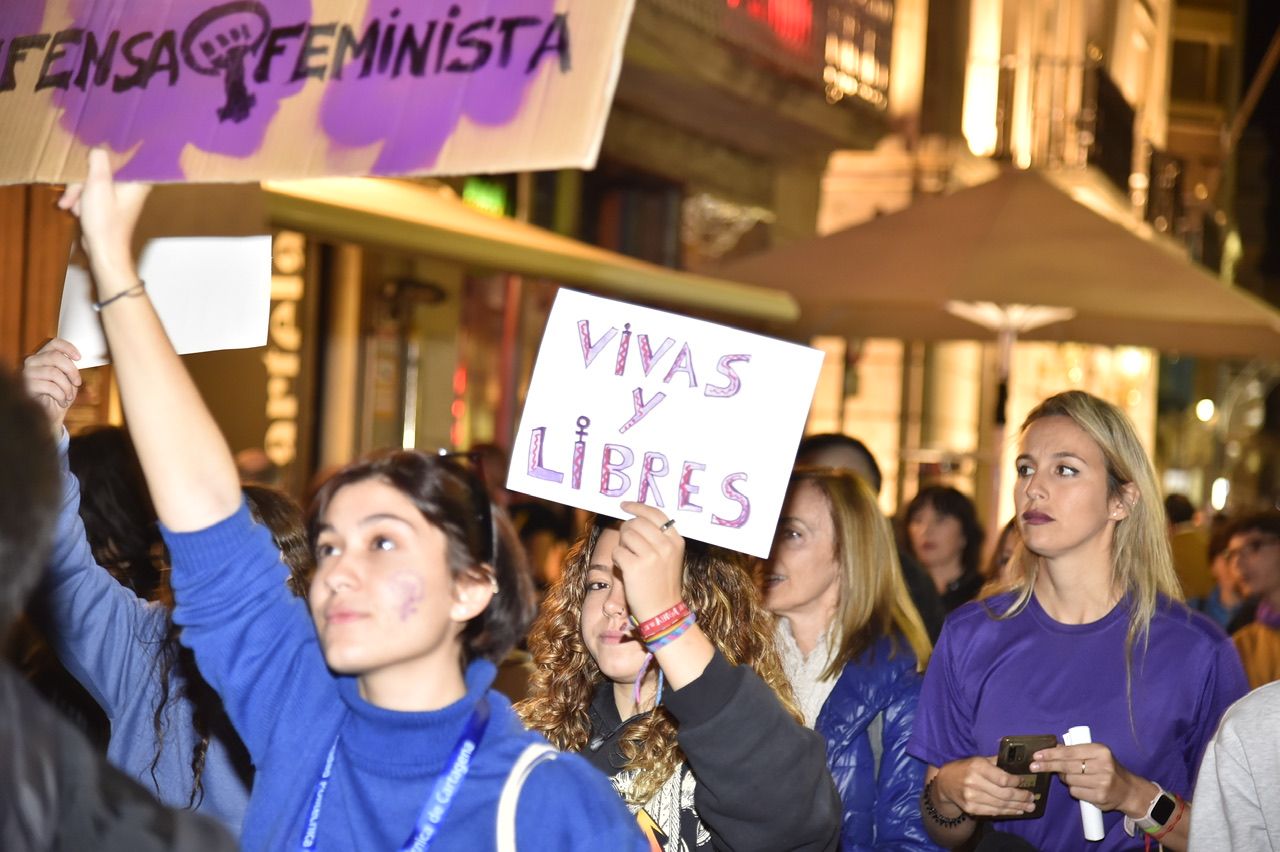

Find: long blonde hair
997;391;1181;660
516;518;799;805
789;468;932;678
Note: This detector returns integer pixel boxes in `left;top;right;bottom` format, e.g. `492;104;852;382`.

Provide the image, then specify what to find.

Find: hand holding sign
58;149;151;282
509;290;823;558
613;501;685;624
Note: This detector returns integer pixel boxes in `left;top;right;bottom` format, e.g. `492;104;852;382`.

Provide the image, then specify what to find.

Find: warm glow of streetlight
1195;399;1215;422
1211;477;1230;511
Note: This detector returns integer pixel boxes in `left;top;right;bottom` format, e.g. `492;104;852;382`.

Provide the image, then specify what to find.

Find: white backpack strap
496;742;558;852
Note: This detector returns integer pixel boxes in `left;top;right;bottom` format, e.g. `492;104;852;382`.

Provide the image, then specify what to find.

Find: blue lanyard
299;696;491;852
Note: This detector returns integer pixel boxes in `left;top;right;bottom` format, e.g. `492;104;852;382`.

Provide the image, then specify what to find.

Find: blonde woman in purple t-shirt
909;391;1247;851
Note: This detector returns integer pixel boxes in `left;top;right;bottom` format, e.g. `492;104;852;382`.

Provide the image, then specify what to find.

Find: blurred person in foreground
0;362;236;852
1190;679;1280;849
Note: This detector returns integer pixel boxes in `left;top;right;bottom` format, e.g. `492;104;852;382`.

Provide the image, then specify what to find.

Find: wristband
644;612;696;651
92;280;146;311
638;601;690;640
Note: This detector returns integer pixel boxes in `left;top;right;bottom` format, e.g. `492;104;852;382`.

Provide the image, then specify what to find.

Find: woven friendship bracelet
637;601;691;640
644;612;696;651
644;612;693;645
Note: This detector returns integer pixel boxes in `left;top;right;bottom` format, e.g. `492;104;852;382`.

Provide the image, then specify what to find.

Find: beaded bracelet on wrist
922;779;969;828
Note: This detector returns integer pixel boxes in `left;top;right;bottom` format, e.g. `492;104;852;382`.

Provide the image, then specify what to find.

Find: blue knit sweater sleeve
515;752;650;851
38;432;167;717
162;502;337;761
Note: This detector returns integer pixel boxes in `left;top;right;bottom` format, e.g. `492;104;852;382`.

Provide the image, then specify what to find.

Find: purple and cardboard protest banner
0;0;634;183
508;289;824;558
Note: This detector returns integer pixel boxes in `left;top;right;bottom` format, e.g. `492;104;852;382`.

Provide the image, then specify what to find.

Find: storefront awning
262;178;798;324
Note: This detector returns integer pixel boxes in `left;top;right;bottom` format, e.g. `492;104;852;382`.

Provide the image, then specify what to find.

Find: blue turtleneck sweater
164;502;647;851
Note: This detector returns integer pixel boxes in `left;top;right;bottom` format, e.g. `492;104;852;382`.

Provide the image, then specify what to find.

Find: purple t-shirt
909;591;1247;851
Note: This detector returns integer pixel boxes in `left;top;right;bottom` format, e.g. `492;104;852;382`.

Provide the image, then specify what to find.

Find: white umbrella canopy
717;168;1280;358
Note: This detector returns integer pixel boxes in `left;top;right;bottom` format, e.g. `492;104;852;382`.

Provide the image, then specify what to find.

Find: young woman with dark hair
519;508;842;851
905;486;986;613
25;341;258;829
52;149;646;850
67;425;166;600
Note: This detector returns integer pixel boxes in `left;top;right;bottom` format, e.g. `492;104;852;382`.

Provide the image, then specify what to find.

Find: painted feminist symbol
180;1;271;123
572;415;590;490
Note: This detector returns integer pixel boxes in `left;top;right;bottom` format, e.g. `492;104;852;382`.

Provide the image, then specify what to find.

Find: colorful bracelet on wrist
644;612;696;651
637;601;690;639
922;779;968;828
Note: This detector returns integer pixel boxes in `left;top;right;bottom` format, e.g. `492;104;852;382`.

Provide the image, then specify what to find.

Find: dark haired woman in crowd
909;391;1247;851
52;149;645;850
762;467;935;849
67;425;166;600
905;486;985;613
519;507;841;850
25;343;283;829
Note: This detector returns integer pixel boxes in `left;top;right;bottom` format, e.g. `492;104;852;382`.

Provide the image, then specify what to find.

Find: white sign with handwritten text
508;289;823;558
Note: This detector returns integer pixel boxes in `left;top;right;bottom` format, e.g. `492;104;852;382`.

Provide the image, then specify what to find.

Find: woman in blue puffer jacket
762;467;938;851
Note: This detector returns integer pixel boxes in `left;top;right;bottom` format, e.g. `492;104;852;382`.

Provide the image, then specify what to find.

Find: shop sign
0;0;635;183
509;289;823;558
265;231;305;467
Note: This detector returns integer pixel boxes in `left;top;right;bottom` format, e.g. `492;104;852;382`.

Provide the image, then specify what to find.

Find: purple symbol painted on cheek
40;0;311;180
318;0;561;175
391;571;424;621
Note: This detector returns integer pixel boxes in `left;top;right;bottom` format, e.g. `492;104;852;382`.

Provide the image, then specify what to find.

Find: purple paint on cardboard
318;0;561;175
44;0;312;179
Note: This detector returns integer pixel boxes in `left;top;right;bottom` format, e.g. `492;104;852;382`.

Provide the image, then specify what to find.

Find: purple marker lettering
663;343;698;387
571;415;590;490
711;473;751;527
678;462;705;512
637;335;674;376
618;388;667;434
615;323;632;376
600;444;635;498
527;427;564;483
578;320;618;368
704;354;750;398
638;452;669;508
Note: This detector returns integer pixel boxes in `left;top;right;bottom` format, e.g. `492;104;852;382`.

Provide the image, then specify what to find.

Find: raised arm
23;339;168;715
58;150;240;532
57;151;336;758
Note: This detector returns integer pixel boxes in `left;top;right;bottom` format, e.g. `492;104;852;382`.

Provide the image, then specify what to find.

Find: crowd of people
4;150;1279;851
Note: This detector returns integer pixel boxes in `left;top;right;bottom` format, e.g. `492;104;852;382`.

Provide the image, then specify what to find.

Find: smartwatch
1124;784;1178;835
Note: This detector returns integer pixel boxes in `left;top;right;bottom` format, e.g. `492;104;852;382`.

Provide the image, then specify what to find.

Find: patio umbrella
716;168;1280;359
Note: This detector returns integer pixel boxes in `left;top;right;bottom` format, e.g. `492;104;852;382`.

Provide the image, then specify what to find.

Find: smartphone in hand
996;734;1058;820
